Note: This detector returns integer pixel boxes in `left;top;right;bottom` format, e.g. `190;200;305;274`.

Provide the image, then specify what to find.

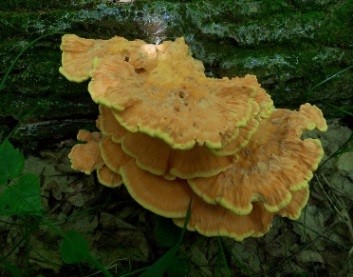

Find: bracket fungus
88;54;257;150
189;104;326;215
61;34;327;241
68;130;122;188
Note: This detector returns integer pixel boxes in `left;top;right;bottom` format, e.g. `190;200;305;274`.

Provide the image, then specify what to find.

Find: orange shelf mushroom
121;131;236;179
68;130;103;175
121;159;310;240
96;104;236;179
88;54;257;150
61;35;267;150
99;136;131;175
96;105;126;142
189;104;327;215
68;130;122;188
59;34;150;82
62;34;327;241
173;187;310;239
120;159;274;240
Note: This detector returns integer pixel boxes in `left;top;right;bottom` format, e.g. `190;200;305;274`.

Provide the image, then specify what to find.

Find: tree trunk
1;0;352;150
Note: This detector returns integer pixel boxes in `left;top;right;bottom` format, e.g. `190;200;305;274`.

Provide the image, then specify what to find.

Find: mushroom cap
97;164;123;188
173;186;310;240
121;131;236;179
99;135;131;174
120;159;192;218
278;187;309;220
210;101;260;156
96;105;126;142
210;76;274;156
210;117;259;156
232;74;274;119
96;104;236;178
120;159;275;240
189;104;326;215
59;34;148;82
173;200;273;241
88;37;258;150
97;99;236;179
68;130;103;174
68;130;124;188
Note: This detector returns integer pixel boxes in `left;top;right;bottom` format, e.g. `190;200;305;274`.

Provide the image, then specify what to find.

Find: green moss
215;45;353;104
0;0;100;12
185;0;293;22
316;1;353;47
289;0;340;10
0;90;96;119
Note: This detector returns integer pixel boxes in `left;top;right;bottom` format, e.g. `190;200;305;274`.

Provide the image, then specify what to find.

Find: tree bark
1;0;352;149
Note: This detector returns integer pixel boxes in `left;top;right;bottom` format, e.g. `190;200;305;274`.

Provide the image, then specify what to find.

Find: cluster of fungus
60;34;327;241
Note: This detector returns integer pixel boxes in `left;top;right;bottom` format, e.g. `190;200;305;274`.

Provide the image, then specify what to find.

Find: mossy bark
1;0;352;149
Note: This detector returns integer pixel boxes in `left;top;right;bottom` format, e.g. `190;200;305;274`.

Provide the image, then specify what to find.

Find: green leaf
0;140;24;185
0;173;41;215
60;230;90;264
154;216;182;248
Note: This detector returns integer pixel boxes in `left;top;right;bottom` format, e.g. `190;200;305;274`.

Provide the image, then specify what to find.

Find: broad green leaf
0;140;24;185
60;230;90;264
154;216;182;248
0;173;41;215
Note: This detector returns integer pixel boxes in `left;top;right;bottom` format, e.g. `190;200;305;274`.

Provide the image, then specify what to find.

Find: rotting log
1;0;352;150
